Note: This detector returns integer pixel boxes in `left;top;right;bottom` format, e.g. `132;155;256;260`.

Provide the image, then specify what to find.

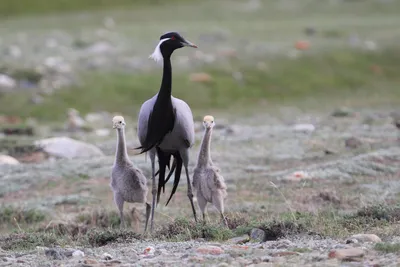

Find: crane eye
171;36;176;40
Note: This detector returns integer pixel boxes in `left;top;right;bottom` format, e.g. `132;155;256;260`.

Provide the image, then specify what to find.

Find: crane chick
110;116;151;232
193;115;228;226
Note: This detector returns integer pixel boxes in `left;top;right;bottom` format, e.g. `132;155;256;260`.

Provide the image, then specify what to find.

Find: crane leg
182;153;197;222
149;151;157;232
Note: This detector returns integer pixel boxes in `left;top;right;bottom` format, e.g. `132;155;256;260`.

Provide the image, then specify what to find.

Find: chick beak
181;39;198;48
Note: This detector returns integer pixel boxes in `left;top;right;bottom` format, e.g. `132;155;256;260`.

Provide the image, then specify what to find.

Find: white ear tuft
149;38;170;63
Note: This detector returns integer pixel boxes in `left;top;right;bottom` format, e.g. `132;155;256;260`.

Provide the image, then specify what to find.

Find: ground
1;0;400;266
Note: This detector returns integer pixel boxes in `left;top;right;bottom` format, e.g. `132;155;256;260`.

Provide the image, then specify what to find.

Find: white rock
72;250;85;258
34;137;105;159
0;74;16;89
102;252;113;260
0;155;20;165
293;123;316;133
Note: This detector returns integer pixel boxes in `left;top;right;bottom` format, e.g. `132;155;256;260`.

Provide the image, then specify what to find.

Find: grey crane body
135;32;198;232
110;116;150;232
192;115;228;226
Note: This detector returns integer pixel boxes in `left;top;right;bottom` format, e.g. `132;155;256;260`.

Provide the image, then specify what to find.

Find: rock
102;252;113;260
345;137;363;149
34;137;104;159
0;155;20;165
331;107;354;117
196;245;224;255
317;190;341;204
304;27;316;36
0;74;16;91
143;246;155;256
45;248;66;260
295;40;310;50
293;124;316;133
82;258;99;265
227;235;250;244
250;228;266;242
283;171;312;182
189;72;213;83
72;250;85;258
328;248;364;261
348;234;382;243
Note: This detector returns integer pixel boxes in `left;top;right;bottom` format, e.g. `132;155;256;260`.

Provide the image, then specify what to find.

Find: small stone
189;72;213;83
0;155;20;165
328;248;364;261
348;234;382;243
72;250;85;258
143;246;155;255
0;74;16;90
102;252;113;260
227;235;250;244
250;228;266;242
331;107;354;117
345;137;363;149
261;256;272;262
82;258;99;265
45;249;65;260
2;257;16;262
196;245;224;255
293;124;315;133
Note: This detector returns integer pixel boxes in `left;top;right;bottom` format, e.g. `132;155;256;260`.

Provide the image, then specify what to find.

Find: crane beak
181;40;198;48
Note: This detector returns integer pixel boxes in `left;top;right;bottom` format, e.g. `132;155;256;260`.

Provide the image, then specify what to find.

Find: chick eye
212;121;214;123
119;121;122;123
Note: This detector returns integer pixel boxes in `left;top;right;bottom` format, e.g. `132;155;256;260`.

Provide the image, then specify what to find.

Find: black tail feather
156;148;168;205
163;157;177;185
165;154;183;206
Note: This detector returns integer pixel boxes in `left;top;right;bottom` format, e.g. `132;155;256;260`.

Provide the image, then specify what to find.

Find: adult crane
135;32;198;232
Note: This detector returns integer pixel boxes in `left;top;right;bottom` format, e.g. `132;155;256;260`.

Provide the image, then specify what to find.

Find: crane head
203;115;215;129
149;31;197;63
112;115;126;129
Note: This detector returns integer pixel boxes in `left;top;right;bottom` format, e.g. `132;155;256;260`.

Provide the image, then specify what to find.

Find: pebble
348;234;382;243
0;155;20;165
293;123;316;133
0;74;16;90
196;245;224;255
45;248;66;260
227;235;250;244
250;228;266;242
331;107;354;117
189;72;213;83
102;252;113;260
72;250;85;258
345;137;363;149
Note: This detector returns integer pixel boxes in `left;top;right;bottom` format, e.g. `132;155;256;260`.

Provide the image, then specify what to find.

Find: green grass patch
0;0;193;18
375;242;400;253
1;204;400;251
0;206;47;226
1;47;400;122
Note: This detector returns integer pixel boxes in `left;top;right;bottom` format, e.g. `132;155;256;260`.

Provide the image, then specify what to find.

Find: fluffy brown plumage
192;115;228;226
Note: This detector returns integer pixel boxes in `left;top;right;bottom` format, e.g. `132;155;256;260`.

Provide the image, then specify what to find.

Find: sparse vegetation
1;48;400;121
375;242;400;254
0;206;46;226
